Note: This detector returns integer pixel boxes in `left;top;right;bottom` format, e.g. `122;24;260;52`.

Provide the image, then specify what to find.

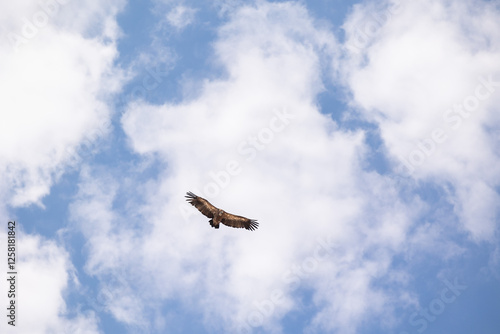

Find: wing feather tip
185;191;197;201
247;219;258;231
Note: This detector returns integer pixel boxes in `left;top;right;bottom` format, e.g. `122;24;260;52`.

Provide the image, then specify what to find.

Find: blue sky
1;0;500;333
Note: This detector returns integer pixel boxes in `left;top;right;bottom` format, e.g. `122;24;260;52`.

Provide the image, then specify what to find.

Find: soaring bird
185;191;258;231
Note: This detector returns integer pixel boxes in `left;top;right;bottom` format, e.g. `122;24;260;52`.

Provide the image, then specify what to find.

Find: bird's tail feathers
209;219;219;229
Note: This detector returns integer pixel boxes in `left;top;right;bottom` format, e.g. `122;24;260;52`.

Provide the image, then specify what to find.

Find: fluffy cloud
166;5;197;30
69;2;422;333
0;0;125;333
0;232;99;334
0;0;125;207
341;0;500;241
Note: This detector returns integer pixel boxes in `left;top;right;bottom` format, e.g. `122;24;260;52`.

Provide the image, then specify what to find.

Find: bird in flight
185;191;259;231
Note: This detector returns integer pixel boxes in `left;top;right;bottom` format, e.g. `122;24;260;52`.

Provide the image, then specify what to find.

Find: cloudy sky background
1;0;500;333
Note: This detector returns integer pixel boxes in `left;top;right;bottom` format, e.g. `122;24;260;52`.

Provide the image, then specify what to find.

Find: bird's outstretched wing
221;212;259;231
185;192;218;218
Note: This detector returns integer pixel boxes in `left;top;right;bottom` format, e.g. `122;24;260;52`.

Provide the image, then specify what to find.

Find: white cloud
69;2;423;333
166;5;196;30
0;232;99;334
341;0;500;241
0;1;126;333
0;0;125;207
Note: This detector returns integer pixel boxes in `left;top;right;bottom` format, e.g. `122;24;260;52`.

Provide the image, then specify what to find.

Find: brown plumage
185;191;258;231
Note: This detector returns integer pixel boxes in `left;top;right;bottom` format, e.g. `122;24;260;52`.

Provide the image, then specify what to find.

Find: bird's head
218;209;224;216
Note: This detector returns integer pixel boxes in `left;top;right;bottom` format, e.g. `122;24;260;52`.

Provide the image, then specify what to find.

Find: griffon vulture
185;191;258;231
